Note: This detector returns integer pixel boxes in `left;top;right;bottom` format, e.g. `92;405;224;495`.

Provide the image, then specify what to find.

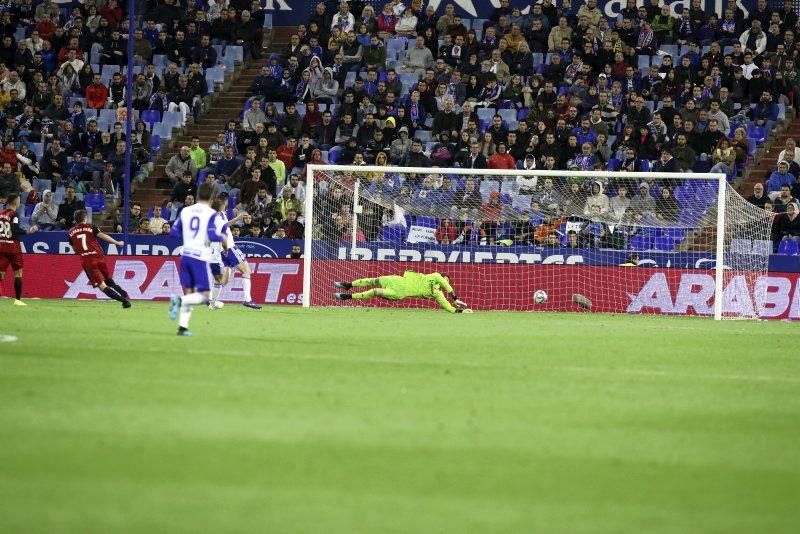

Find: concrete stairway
97;27;297;231
735;111;800;196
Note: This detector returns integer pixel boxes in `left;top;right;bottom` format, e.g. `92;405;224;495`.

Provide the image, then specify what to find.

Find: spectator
164;146;198;184
670;134;696;172
488;142;515;169
276;185;303;219
282;208;305;239
630;182;656;218
400;35;434;76
149;205;168;235
287;173;306;203
30;189;59;230
768;161;795;196
56;186;84;228
775;185;797;213
746;183;770;209
435;218;458;244
214;145;242;183
170;171;197;212
189;137;207;169
772;201;800;250
85;73;109;111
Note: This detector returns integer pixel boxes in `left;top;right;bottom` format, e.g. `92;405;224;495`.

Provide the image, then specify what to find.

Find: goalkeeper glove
455;299;468;309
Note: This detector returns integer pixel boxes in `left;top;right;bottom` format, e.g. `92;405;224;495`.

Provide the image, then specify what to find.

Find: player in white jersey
208;193;262;309
168;183;226;336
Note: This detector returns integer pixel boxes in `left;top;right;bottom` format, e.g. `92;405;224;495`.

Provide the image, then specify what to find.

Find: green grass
1;300;799;533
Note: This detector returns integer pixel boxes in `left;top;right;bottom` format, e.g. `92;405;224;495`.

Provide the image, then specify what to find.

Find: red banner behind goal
6;255;799;319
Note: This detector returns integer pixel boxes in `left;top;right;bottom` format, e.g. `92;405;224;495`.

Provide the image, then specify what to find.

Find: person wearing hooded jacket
312;67;339;105
30;189;59;230
583;180;610;217
390;127;412;163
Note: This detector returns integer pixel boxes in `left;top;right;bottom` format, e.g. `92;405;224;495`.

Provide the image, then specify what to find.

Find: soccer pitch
1;301;798;532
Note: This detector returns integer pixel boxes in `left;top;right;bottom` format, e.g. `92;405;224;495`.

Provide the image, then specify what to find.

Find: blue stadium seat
84;193;105;212
328;146;342;163
153;122;172;140
207;66;225;84
629;234;651;250
224;45;244;64
637;55;650;70
96;118;113;132
777;239;800;255
151;134;161;154
498;109;516;122
660;44;678;57
399;72;419;88
477;107;495;123
381;225;408;243
386;38;406;60
33;178;50;192
747;125;766;145
141;109;160;127
98;108;117;124
162;111;183;129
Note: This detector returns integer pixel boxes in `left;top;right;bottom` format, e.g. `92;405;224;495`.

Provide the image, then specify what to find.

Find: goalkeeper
334;271;472;313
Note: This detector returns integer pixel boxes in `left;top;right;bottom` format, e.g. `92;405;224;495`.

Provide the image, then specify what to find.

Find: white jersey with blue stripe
209;211;235;262
171;203;224;261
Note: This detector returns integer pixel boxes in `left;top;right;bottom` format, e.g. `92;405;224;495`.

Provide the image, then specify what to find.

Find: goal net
303;165;774;320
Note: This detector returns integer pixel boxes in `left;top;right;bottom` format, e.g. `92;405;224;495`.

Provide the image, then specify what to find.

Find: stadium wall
7;255;800;319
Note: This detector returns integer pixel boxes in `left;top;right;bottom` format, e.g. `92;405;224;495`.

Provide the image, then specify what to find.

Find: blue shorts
210;262;223;277
179;256;212;292
222;246;246;268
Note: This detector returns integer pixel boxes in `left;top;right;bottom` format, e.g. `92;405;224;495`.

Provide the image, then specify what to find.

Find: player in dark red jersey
68;209;131;308
0;194;38;306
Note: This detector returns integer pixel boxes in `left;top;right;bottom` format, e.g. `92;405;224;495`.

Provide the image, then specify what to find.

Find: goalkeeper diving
334;271;473;313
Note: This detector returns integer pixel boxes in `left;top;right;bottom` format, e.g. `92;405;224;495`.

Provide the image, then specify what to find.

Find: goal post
303;165;774;320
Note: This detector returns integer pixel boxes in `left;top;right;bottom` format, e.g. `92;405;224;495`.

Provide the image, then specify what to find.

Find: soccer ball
533;290;548;304
209;301;224;309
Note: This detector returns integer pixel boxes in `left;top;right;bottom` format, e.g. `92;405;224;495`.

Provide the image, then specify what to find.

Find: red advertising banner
1;255;305;305
309;260;800;319
4;256;800;319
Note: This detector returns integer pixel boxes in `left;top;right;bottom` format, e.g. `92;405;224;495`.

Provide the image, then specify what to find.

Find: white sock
241;274;252;302
210;283;222;304
179;305;193;329
182;292;207;306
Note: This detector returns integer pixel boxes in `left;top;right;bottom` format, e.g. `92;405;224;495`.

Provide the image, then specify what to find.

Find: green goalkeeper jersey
402;271;456;313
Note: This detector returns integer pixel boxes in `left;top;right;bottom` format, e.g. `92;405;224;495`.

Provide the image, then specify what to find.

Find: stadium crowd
0;0;798;251
0;0;265;228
